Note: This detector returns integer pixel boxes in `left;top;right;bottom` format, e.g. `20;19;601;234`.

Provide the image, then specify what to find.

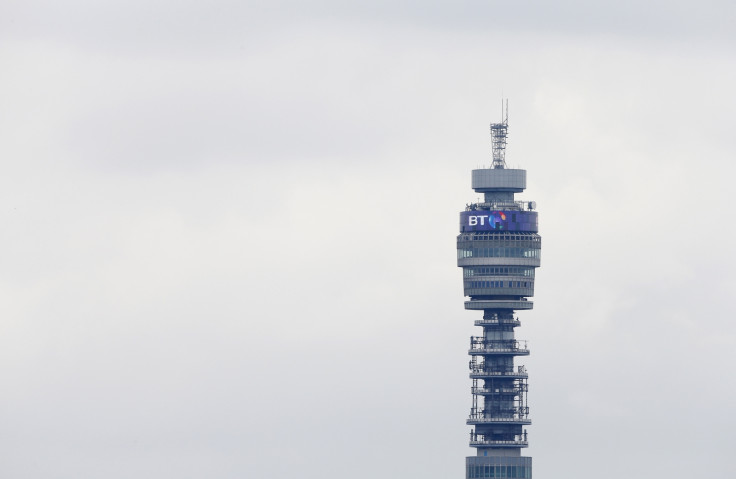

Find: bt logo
468;212;507;228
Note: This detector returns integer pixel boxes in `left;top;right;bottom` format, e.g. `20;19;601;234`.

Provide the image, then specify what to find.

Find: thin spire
490;99;508;169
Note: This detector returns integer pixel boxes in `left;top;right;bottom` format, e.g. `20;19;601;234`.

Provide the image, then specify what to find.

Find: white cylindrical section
472;169;526;192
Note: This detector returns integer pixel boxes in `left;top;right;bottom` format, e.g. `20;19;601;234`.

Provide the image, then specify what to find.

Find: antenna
490;99;509;169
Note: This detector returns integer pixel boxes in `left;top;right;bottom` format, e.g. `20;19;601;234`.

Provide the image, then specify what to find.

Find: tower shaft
457;115;540;479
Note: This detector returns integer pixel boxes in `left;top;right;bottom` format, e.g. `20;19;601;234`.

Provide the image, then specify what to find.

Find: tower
457;103;540;479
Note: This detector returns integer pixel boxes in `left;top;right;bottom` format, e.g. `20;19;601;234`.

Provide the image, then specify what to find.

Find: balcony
467;413;531;426
465;200;534;212
469;365;528;379
469;431;529;448
471;385;526;396
474;318;521;327
469;338;529;356
470;439;528;448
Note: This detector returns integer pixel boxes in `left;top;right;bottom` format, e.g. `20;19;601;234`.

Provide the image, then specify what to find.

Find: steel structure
489;100;508;169
457;110;540;479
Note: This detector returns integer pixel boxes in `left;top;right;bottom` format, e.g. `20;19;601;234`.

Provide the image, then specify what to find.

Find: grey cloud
1;3;736;479
2;0;734;57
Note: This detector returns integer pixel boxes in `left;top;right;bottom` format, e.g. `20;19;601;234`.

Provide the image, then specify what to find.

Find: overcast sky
2;1;735;478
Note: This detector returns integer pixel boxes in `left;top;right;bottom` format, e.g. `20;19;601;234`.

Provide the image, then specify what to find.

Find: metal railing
469;346;529;355
466;200;533;212
469;365;528;377
469;439;528;447
470;439;528;447
468;407;529;421
474;318;521;327
472;386;526;395
468;418;531;427
469;339;529;354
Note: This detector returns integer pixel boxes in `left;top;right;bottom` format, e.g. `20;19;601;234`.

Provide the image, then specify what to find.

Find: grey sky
1;1;735;478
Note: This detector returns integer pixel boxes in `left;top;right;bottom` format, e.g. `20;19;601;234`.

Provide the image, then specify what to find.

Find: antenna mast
490;100;509;169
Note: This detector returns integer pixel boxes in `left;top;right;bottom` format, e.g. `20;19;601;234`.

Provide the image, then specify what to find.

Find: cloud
1;3;736;478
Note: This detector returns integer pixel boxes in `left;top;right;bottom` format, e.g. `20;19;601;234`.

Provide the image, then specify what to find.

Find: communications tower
457;103;540;478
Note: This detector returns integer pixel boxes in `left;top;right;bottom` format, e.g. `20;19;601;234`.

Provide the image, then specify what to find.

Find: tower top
490;100;509;169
